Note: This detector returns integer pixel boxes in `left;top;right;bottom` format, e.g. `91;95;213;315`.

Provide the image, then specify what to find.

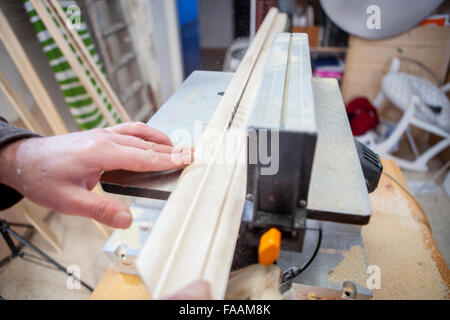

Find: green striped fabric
23;0;121;130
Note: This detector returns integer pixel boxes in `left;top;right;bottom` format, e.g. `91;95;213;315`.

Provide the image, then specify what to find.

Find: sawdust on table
363;181;449;299
327;245;369;288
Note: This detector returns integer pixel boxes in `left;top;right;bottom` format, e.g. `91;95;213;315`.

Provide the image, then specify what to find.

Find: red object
346;97;380;136
419;14;449;27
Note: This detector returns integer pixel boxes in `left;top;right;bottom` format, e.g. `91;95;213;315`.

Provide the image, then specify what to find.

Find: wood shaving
327;245;369;288
363;177;449;299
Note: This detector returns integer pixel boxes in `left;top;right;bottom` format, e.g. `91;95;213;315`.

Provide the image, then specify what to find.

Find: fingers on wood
108;122;173;146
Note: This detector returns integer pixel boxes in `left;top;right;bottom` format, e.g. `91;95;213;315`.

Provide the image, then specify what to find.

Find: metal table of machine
101;69;373;297
101;71;371;224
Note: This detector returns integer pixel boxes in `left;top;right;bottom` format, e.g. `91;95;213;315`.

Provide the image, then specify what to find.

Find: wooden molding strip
204;13;288;299
136;9;287;299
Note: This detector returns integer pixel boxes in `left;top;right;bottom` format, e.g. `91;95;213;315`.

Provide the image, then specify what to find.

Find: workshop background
0;0;449;299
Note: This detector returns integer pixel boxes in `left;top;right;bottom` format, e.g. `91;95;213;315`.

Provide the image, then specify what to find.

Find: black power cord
280;228;322;285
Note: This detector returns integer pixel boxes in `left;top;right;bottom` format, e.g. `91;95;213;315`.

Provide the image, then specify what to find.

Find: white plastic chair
357;58;450;172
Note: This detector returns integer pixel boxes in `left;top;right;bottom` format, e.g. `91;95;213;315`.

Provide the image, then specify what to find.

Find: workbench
90;159;450;300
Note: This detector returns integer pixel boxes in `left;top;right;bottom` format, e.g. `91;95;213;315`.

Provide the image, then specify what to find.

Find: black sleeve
0;117;41;210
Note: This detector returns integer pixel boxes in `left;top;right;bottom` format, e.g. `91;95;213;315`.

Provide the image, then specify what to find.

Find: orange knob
258;228;281;266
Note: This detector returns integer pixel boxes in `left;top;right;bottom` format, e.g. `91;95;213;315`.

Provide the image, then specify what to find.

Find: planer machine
100;33;382;299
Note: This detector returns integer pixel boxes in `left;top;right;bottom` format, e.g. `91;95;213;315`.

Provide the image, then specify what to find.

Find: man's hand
0;122;193;229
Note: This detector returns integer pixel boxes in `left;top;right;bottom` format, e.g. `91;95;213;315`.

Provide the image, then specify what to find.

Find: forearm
0;117;41;209
0;138;27;189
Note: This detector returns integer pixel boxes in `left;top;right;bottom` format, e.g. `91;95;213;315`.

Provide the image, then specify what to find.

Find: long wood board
203;14;288;299
136;8;287;299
